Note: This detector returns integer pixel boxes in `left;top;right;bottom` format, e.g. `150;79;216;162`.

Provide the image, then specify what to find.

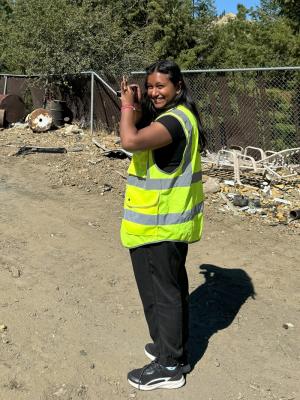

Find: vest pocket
124;186;159;235
125;186;159;209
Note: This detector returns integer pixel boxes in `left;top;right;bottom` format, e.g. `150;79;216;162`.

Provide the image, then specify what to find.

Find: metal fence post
3;76;8;95
90;72;94;136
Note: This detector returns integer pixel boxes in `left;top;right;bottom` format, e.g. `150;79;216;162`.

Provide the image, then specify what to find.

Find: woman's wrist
121;104;135;110
121;104;141;112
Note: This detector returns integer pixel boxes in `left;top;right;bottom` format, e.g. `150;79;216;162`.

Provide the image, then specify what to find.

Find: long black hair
141;60;206;150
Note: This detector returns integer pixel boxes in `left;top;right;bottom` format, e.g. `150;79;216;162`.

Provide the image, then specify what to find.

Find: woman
119;60;205;391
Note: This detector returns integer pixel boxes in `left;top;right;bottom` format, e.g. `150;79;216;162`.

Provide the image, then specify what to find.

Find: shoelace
137;361;159;390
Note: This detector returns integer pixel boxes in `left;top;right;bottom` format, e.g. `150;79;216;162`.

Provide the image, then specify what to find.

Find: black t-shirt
154;115;186;172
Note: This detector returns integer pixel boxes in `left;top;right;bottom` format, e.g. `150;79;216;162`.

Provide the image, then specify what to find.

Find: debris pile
0;124;131;197
203;172;300;228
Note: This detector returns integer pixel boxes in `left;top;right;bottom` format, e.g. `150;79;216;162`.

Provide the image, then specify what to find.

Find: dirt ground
0;126;299;400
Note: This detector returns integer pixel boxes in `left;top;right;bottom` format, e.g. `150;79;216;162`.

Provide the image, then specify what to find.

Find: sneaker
144;343;191;374
127;361;185;391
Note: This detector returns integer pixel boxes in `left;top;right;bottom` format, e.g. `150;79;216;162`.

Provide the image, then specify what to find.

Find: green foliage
192;0;216;18
198;5;299;68
144;0;196;62
266;87;298;149
1;0;150;77
0;0;299;75
0;0;12;16
277;0;300;28
259;0;281;16
0;0;13;70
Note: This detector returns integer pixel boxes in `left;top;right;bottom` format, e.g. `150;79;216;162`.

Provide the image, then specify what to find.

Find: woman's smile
153;96;166;106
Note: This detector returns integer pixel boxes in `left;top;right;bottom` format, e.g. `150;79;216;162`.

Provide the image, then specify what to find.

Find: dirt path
0;147;299;400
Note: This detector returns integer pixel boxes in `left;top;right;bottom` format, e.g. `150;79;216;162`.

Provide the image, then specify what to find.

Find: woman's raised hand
121;76;141;107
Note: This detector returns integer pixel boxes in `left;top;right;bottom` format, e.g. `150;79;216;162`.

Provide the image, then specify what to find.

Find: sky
215;0;261;15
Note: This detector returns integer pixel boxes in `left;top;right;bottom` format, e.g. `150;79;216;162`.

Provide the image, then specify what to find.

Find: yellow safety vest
120;104;204;248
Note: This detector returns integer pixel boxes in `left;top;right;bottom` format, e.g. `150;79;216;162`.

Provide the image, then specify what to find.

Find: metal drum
27;108;53;132
46;100;67;128
0;94;26;125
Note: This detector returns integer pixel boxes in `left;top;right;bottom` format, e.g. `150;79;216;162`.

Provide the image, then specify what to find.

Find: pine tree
145;0;197;62
277;0;300;29
192;0;216;19
0;0;12;16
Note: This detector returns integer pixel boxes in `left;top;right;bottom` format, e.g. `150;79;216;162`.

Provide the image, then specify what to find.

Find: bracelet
121;105;135;111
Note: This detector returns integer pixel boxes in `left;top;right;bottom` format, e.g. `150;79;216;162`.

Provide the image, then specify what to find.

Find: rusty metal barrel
0;94;26;126
46;100;66;128
27;108;53;132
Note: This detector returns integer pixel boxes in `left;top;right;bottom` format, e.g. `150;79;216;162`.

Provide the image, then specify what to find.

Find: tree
0;0;12;16
175;1;217;69
196;3;300;68
192;0;216;19
260;0;299;29
1;0;299;77
1;0;150;77
259;0;281;17
277;0;300;31
0;0;13;71
144;0;196;62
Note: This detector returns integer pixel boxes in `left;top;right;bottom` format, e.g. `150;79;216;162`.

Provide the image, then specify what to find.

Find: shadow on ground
188;263;256;369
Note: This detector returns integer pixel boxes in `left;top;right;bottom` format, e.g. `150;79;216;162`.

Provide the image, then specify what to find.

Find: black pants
130;241;189;366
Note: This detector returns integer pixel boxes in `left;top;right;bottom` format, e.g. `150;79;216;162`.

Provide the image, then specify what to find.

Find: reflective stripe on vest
127;170;202;190
124;201;204;225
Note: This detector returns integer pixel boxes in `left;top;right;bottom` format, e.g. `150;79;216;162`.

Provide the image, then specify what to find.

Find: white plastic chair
202;146;300;184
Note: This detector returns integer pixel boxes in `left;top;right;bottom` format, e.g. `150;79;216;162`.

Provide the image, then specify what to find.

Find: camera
116;85;139;103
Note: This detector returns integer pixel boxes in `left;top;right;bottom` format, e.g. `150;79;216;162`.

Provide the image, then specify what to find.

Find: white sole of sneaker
144;347;156;361
128;376;185;391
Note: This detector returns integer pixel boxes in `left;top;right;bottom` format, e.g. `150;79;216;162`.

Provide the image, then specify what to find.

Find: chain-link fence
186;67;300;152
133;66;300;152
1;67;299;152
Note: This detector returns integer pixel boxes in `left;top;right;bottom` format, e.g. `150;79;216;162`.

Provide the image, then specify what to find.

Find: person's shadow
188;264;256;369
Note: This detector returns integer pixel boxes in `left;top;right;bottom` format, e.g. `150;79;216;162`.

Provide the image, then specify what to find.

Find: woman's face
146;72;180;109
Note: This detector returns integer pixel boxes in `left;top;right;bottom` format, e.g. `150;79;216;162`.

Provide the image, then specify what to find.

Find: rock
275;212;286;222
283;322;294;329
274;198;291;205
53;384;67;397
232;195;249;207
214;359;220;367
223;179;235;186
11;122;28;130
0;324;7;332
203;177;221;193
9;266;21;278
65;124;84;135
249;198;261;208
1;334;10;344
